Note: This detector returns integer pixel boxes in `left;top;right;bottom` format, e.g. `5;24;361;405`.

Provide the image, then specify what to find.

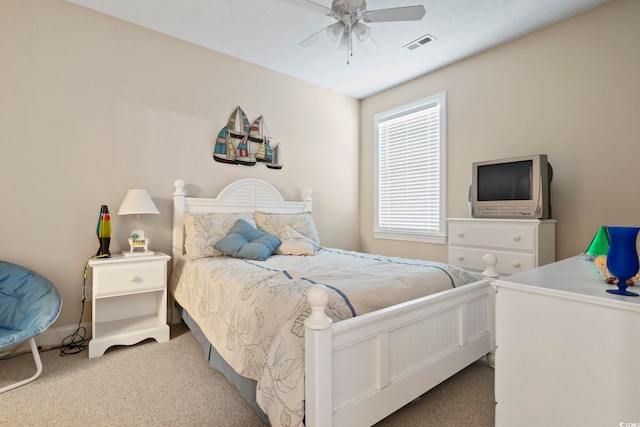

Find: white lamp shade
339;31;351;51
117;189;160;215
353;22;371;42
326;22;343;42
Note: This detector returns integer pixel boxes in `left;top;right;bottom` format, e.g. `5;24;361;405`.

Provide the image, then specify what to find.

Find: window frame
373;91;447;244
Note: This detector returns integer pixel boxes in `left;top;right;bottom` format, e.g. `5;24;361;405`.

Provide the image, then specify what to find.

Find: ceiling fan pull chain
345;28;349;65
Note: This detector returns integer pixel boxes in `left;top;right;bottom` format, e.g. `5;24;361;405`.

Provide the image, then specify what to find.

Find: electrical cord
59;258;94;356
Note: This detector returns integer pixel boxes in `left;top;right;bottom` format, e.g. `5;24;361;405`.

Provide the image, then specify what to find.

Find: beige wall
4;0;639;334
0;0;360;328
360;0;640;263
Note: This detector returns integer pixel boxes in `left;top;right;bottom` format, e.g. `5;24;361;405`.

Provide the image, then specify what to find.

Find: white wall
0;0;360;330
360;0;640;263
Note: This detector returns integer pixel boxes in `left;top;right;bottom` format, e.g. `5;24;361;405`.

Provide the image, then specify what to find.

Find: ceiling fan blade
300;25;333;47
363;5;426;23
276;0;333;16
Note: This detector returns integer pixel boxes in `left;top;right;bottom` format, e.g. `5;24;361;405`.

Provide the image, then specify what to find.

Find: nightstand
88;252;171;358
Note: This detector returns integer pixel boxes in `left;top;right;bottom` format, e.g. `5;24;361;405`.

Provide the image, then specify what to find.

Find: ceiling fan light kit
353;22;371;42
326;21;343;41
282;0;426;63
339;31;351;52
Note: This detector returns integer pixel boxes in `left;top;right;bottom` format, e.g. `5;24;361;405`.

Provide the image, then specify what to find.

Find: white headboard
172;178;312;263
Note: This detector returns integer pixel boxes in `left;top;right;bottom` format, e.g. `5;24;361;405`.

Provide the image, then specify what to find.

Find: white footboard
305;276;494;427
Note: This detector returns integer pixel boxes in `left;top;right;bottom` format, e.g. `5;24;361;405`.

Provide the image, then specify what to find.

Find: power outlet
83;286;92;300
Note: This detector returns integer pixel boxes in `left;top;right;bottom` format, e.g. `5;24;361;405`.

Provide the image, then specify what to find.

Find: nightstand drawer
93;263;165;296
449;223;536;251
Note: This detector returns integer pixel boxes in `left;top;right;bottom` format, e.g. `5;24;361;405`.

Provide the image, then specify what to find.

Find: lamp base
123;250;155;257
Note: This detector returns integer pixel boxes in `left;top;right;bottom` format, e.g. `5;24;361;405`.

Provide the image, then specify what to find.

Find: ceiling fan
279;0;426;63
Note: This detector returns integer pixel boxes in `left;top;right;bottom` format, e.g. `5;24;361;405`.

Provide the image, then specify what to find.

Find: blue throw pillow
213;219;281;261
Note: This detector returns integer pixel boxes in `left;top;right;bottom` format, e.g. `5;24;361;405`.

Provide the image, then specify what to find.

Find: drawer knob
457;232;464;238
129;275;139;283
512;261;521;268
513;235;521;241
457;255;464;261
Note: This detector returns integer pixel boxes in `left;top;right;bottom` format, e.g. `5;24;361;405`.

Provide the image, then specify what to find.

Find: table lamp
117;189;160;257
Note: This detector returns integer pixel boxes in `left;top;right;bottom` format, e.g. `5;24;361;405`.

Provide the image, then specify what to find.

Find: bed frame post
481;253;499;368
303;189;312;212
169;179;186;325
305;285;333;427
172;179;186;266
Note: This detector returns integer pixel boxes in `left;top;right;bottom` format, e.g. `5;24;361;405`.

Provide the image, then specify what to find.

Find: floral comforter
172;248;477;427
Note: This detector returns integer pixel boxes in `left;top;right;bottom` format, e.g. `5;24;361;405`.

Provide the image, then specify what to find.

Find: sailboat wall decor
212;107;283;169
250;116;274;164
266;143;283;170
213;126;237;164
213;106;249;165
236;135;256;166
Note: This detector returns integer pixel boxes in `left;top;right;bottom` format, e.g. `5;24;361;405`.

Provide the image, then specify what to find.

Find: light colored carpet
0;324;495;426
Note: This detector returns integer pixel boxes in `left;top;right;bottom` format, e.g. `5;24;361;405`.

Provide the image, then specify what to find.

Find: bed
170;178;497;427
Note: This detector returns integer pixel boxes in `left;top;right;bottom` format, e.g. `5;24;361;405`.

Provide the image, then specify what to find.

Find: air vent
404;34;435;51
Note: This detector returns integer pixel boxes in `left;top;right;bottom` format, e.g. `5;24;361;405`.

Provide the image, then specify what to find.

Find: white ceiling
66;0;610;99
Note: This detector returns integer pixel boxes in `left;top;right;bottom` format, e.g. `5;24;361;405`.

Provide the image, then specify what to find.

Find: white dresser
494;257;640;426
447;218;556;275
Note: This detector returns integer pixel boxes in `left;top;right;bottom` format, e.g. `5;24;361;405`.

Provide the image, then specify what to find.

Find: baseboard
11;322;92;353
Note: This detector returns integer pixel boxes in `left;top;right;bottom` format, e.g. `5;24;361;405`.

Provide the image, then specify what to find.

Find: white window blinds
374;92;446;243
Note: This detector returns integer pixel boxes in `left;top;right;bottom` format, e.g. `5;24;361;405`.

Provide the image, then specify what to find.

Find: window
374;92;446;244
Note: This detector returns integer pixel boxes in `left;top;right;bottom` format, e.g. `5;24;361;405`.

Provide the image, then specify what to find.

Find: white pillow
254;211;321;250
184;212;256;259
278;226;319;256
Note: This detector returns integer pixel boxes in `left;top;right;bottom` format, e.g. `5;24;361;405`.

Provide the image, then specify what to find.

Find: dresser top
447;217;557;224
494;256;640;310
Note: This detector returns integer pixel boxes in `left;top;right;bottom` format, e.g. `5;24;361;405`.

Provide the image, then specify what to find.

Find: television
470;154;553;219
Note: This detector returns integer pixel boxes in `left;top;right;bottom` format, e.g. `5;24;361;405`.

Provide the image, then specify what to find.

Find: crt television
470;154;553;219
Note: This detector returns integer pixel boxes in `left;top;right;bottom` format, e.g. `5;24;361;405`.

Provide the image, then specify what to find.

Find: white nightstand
88;252;171;358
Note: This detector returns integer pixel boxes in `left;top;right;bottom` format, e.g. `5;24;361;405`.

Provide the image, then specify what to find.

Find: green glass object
584;226;610;258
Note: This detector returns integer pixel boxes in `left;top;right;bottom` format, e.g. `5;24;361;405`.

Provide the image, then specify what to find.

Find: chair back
0;261;62;352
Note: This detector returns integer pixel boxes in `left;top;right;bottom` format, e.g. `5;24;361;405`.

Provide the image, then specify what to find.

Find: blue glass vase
606;226;640;297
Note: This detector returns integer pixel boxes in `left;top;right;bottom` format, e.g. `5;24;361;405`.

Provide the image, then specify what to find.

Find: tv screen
477;160;533;201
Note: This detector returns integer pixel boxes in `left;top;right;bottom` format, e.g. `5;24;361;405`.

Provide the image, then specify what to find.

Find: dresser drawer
93;262;166;297
448;247;536;275
449;223;536;252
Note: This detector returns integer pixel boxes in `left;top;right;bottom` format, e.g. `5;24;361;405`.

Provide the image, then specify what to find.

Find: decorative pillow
278;226;319;256
254;212;321;251
213;219;281;261
184;212;256;259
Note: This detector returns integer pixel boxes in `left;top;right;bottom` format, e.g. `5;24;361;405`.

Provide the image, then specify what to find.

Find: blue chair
0;261;62;393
